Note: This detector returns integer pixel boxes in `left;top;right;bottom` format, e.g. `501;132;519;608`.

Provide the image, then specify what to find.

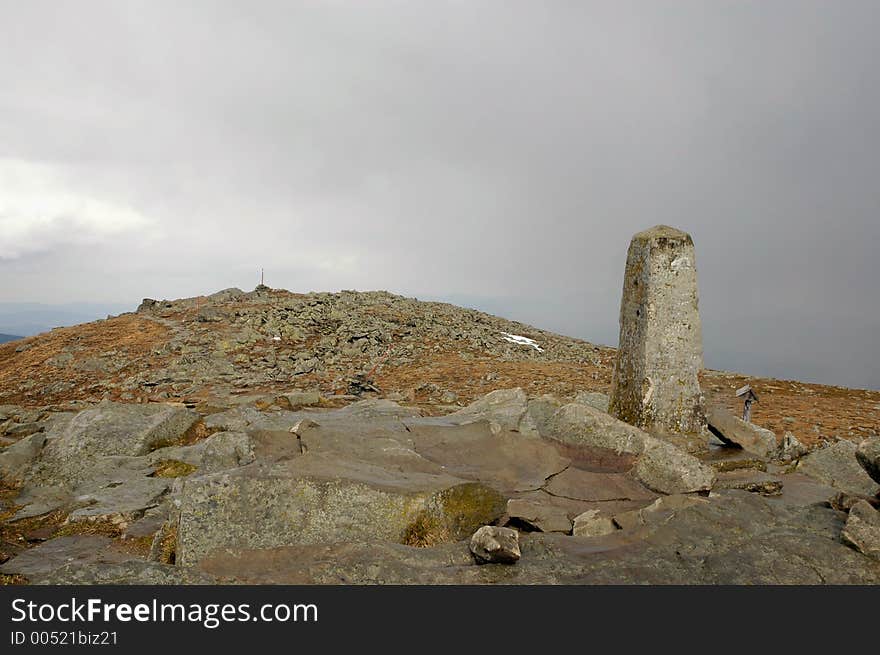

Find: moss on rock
402;483;506;548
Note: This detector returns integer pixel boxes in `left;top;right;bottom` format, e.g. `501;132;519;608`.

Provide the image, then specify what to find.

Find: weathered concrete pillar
609;225;706;434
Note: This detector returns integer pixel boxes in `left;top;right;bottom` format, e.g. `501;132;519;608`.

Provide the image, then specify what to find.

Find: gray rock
175;454;479;565
279;390;322;409
546;402;650;455
8;404;202;521
572;509;617;537
0;405;24;421
177;493;880;584
841;500;880;560
543;401;714;494
0;536;127;579
405;420;570;493
200;431;255;471
609;226;706;435
4;422;44;438
856;437;880;484
38;559;215;585
146;441;206;469
633;439;716;494
798;440;879;497
207;287;245;302
0;431;48;486
336;398;421;420
137;298;159;313
197;307;224;323
123;504;171;539
41;401;199;464
449;388;528;433
780;432;808;461
204;406;306;432
10;402;199;518
829;491;880;513
469;526;521;564
706;405;778;458
294;358;319;375
518;394;562;438
66;475;171;526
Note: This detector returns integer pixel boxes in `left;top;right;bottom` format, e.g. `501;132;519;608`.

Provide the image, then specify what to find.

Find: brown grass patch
401;512;450;548
150;460;198;478
0;314;171;406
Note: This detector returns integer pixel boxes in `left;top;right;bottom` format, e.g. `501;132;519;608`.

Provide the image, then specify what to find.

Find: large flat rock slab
542;467;657;503
174;454;500;565
406;422;570;492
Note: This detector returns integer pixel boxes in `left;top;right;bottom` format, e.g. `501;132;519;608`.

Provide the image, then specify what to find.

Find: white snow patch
500;332;544;352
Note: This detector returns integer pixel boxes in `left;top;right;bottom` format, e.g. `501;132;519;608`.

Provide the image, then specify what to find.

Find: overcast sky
0;1;877;389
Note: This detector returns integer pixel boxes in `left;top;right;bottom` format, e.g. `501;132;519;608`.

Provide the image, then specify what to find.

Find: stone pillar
609;225;706;434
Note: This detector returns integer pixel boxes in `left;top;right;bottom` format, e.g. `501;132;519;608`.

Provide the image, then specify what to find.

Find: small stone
290;418;320;435
780;432;808;461
572;510;617;537
469;526;521;564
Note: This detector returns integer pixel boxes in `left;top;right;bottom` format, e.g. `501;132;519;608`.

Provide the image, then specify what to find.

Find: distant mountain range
0;302;134;338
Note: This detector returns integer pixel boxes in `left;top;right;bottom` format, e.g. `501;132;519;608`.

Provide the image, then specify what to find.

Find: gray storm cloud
0;1;877;388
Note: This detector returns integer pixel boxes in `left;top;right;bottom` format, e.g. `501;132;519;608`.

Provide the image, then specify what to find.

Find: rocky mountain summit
1;278;879;584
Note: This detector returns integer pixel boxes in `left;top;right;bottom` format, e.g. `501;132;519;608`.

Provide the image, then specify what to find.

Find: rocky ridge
0;288;877;448
1;287;879;584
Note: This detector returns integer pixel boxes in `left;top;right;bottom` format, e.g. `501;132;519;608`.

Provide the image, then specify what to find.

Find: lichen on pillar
609;225;706;435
